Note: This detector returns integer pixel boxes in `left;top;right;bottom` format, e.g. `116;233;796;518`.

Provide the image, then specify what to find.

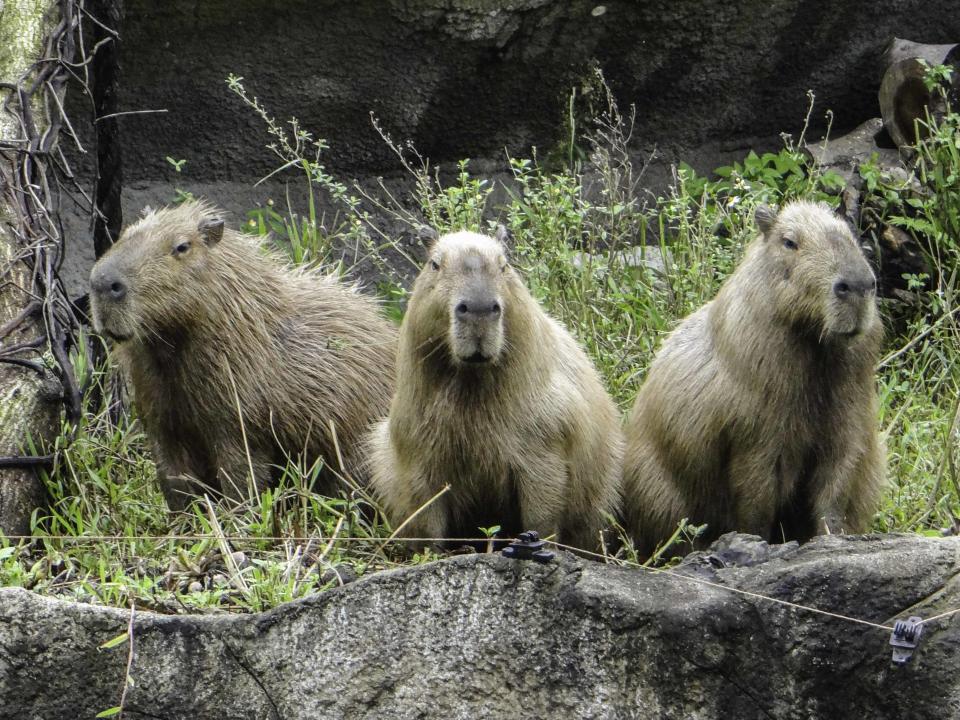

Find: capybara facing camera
366;228;624;552
622;200;885;556
90;200;398;509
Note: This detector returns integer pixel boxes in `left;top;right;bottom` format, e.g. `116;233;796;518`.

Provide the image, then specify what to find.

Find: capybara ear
198;217;225;246
139;205;155;219
755;204;778;237
494;224;513;248
417;225;439;245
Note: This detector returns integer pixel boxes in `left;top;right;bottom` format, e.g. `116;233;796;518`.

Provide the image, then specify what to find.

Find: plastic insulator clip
501;530;555;564
890;616;924;665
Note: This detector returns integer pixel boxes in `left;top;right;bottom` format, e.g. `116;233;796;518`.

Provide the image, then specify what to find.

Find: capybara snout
453;292;502;320
452;284;504;363
90;267;127;303
831;265;877;335
833;275;876;299
426;235;509;364
825;231;877;296
827;245;877;336
89;259;135;341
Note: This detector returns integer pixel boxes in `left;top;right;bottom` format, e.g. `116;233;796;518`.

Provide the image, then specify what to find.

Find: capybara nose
833;275;875;299
109;279;128;301
455;298;502;319
91;272;128;301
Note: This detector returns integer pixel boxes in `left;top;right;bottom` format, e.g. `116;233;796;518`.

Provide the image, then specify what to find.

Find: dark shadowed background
60;0;959;292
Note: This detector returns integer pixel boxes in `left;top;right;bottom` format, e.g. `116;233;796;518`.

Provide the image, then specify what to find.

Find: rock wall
2;534;958;719
99;0;959;184
55;0;959;297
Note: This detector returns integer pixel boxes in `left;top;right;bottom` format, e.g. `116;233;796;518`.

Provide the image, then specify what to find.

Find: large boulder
1;533;958;719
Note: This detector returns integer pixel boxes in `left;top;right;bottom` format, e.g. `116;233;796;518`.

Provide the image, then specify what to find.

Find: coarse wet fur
622;200;885;556
366;229;624;552
89;200;397;510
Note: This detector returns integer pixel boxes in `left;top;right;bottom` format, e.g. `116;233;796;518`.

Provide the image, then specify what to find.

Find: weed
165;156;194;204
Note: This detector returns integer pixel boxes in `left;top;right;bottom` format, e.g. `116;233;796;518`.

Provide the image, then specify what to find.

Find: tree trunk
879;37;959;149
0;0;65;534
89;0;123;258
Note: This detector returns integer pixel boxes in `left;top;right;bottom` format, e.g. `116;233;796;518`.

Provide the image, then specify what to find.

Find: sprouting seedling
165;156;187;173
479;525;502;554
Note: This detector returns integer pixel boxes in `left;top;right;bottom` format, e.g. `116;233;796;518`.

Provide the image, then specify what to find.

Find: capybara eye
430;259;440;271
783;237;798;250
174;241;191;255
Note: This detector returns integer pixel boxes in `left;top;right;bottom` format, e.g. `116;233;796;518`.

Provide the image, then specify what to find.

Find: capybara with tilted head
366;228;623;552
89;200;397;509
622;200;885;555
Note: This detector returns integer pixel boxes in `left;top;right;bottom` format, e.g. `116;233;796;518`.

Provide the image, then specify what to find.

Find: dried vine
0;0;120;464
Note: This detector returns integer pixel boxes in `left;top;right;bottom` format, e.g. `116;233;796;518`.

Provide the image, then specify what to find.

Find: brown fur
366;229;623;551
622;200;885;554
89;200;397;509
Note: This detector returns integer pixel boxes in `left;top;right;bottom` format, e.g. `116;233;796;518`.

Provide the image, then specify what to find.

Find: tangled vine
0;0;121;465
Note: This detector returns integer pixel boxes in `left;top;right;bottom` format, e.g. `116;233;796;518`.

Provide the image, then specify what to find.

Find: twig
877;304;960;368
118;601;136;719
94;108;167;122
0;454;54;468
204;495;251;596
0;356;46;374
374;484;451;556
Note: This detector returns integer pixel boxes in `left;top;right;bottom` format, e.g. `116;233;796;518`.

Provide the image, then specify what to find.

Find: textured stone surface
57;0;959;296
91;0;958;183
1;533;959;719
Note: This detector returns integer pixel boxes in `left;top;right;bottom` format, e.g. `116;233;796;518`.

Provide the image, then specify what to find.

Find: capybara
89;200;397;509
622;200;885;555
366;228;624;552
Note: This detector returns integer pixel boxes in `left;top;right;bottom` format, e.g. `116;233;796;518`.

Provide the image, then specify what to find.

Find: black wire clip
889;616;924;665
502;531;555;564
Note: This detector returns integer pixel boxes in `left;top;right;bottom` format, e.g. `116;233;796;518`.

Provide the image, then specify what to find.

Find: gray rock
59;2;958;297
813;117;906;185
1;533;958;719
571;245;673;276
75;0;957;184
319;563;359;587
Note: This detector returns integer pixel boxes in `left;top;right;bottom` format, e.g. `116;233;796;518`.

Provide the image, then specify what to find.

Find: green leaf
99;631;129;650
95;707;122;718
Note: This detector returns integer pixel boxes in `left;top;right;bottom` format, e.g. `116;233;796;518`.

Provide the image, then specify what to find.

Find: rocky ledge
1;533;958;719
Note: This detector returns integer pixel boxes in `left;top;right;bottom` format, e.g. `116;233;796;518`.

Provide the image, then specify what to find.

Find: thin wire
550;541;900;632
918;606;960;626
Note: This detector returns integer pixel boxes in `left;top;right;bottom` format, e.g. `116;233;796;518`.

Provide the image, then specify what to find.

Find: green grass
3;70;960;611
1;363;423;612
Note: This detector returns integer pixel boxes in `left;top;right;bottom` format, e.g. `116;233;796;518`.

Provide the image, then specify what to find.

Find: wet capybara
89;200;397;509
622;200;885;555
366;228;624;552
